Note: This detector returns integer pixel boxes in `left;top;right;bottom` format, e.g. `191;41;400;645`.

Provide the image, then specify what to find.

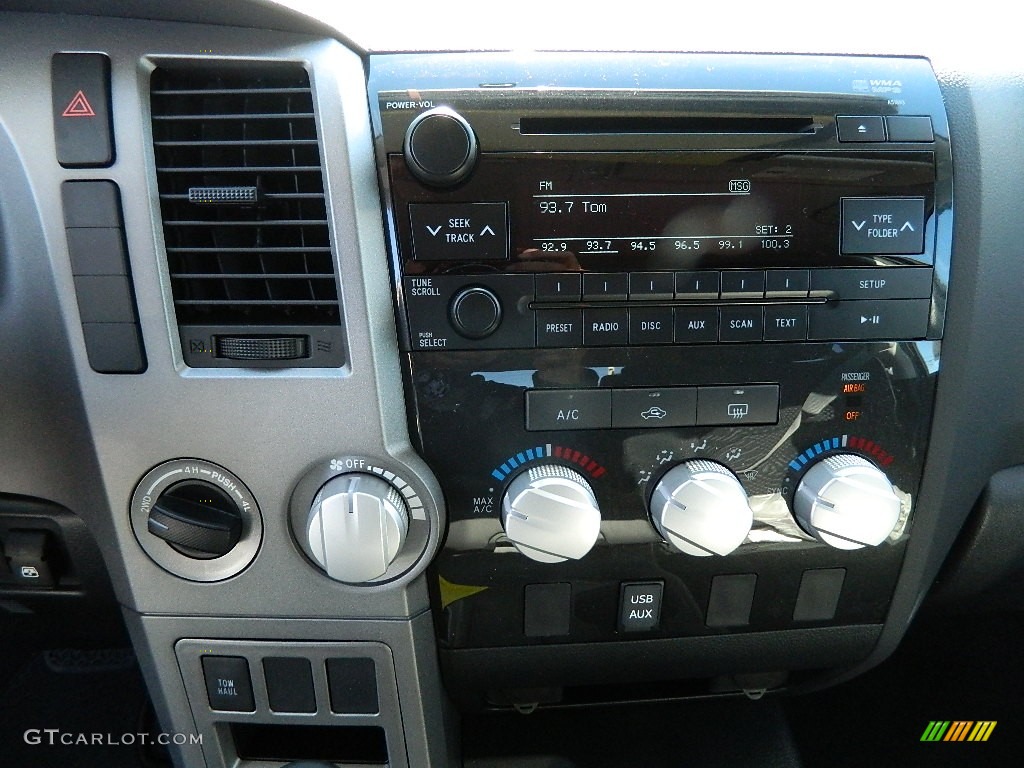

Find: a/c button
526;389;611;431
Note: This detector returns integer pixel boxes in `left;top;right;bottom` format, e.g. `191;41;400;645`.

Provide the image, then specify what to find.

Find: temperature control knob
501;465;601;563
649;460;753;556
794;454;901;550
403;107;478;187
306;474;410;583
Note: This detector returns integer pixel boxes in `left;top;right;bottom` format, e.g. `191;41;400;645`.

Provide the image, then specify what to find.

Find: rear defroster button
450;286;502;339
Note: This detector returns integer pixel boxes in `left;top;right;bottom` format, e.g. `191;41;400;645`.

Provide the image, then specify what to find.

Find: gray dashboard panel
0;12;443;620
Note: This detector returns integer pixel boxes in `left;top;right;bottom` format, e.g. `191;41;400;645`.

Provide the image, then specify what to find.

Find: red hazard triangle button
61;90;96;118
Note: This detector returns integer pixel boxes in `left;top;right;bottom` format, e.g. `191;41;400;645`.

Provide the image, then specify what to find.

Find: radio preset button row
404;269;932;351
526;385;779;431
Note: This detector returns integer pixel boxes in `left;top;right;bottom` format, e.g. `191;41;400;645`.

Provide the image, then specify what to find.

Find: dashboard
1;1;1023;767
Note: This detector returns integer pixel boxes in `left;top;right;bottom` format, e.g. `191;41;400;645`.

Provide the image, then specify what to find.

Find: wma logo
920;721;997;742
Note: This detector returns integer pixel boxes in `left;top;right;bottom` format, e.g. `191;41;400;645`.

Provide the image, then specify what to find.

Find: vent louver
150;63;343;368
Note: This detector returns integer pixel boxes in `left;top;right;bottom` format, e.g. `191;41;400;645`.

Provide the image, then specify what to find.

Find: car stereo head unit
369;52;952;705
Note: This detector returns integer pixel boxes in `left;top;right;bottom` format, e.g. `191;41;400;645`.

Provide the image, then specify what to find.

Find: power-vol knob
794;454;901;550
649;460;754;556
501;465;601;564
306;474;410;583
403;107;478;187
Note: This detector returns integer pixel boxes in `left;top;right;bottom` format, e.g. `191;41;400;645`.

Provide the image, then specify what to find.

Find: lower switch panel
177;639;407;767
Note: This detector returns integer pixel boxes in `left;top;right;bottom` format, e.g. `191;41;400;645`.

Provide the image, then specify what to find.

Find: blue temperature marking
517;452;527;464
500;462;511;474
491;469;505;481
832;437;840;449
789;460;802;471
814;443;824;455
538;446;546;458
507;456;519;469
526;449;536;461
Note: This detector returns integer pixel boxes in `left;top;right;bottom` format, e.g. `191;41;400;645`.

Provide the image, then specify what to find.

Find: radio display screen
389;151;936;272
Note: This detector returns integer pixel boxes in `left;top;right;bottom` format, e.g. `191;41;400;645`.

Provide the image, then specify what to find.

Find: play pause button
808;299;929;340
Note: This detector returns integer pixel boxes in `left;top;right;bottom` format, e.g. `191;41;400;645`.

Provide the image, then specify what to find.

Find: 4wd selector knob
404;107;478;187
794;454;901;550
649;460;753;556
501;465;601;563
306;473;410;583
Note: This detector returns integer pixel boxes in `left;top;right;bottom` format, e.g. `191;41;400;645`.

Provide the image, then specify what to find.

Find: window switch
4;530;56;587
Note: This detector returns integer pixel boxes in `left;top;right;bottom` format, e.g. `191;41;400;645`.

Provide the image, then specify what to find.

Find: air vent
150;63;343;368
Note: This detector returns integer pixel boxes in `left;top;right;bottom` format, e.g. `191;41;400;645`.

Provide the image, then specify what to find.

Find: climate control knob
649;460;753;556
306;474;410;583
501;465;601;563
794;454;901;550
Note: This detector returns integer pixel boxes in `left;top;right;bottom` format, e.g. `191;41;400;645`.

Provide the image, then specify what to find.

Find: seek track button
410;202;508;261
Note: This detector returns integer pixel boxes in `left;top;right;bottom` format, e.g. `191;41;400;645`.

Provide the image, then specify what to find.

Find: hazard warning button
52;53;114;168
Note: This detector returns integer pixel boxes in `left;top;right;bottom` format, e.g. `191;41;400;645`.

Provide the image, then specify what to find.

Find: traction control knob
501;464;601;563
793;454;901;550
306;474;410;583
649;460;754;556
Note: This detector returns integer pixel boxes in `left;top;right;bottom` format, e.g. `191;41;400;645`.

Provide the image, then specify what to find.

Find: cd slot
519;116;816;135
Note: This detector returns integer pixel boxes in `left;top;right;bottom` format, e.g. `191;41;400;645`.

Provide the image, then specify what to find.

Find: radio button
629;272;674;300
720;270;765;299
885;115;934;143
612;388;696;428
766;269;809;298
674;307;718;344
629;307;674;344
584;308;628;346
536;273;582;302
719;306;764;342
583;272;628;300
697;385;780;426
809;267;932;300
675;271;720;299
409;202;508;261
808;299;930;340
526;389;612;431
537;309;583;347
841;198;926;255
764;305;808;341
836;115;886;142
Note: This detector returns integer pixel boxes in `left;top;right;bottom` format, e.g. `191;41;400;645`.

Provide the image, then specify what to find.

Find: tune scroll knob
794;454;901;550
649;460;754;556
449;286;502;339
501;465;601;564
306;474;410;583
403;107;479;187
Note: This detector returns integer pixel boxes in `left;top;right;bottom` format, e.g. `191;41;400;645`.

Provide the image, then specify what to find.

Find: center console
369;52;952;706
